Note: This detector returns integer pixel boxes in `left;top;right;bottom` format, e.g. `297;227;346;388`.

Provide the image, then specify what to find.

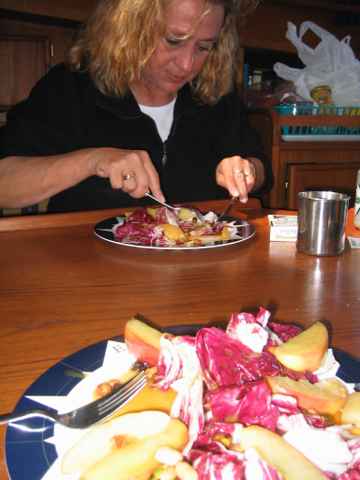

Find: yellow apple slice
62;411;188;478
111;383;176;418
146;207;158;219
319;377;349;399
159;224;186;242
177;208;197;221
266;376;347;415
62;411;171;474
341;392;360;432
82;415;188;480
221;226;231;240
238;425;327;480
269;322;328;372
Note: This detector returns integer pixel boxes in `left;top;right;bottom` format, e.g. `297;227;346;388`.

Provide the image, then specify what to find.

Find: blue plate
5;326;360;480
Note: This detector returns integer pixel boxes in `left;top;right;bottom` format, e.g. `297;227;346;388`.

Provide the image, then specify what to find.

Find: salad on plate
111;206;245;247
53;308;360;480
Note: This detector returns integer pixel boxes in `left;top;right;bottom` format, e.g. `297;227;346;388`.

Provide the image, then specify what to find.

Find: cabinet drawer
287;163;360;209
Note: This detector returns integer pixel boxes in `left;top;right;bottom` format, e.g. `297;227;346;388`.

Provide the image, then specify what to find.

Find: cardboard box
268;215;298;242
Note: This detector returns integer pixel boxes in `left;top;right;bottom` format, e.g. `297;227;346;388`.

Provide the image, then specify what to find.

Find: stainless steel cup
297;191;350;256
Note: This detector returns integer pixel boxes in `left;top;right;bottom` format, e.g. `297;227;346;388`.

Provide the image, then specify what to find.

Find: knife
218;196;238;220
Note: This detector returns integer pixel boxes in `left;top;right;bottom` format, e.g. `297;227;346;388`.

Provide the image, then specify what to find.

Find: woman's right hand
91;147;165;202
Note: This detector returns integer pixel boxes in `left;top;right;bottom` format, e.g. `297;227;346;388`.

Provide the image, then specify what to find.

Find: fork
0;369;147;429
218;196;238;220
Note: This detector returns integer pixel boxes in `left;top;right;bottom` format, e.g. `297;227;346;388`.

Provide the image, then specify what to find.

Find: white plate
94;215;255;250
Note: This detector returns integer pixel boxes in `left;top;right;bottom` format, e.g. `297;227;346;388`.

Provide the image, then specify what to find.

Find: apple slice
82;414;188;480
177;208;197;221
146;207;158;219
111;384;176;418
269;322;328;372
62;411;188;478
237;425;327;480
266;376;347;416
159;224;186;242
341;391;360;433
124;318;162;366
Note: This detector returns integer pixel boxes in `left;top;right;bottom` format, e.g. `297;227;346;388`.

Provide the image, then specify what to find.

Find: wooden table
1;199;360;478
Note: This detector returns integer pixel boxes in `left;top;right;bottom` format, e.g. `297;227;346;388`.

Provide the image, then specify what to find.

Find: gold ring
123;172;135;181
234;168;249;177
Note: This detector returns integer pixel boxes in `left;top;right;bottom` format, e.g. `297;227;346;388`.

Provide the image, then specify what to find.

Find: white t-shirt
139;97;176;143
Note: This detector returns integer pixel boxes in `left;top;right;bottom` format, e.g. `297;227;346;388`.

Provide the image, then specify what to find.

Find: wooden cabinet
0;17;78;123
0;0;97;22
0;35;50;109
248;109;360;209
287;163;359;208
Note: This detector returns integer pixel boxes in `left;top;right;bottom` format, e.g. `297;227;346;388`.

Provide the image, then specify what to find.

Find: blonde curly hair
68;0;259;104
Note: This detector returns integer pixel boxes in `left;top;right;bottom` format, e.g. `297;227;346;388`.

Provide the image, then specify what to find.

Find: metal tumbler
297;191;350;256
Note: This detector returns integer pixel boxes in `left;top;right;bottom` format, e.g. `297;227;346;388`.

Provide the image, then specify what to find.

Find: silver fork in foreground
0;369;147;429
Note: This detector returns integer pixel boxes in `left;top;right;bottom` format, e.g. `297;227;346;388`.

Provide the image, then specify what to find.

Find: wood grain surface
1;199;359;478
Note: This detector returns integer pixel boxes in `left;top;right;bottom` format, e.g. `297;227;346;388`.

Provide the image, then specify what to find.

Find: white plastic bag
274;21;360;106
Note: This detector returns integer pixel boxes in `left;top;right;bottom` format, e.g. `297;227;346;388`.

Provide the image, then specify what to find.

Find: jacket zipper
162;111;181;166
142;103;183;167
162;141;167;165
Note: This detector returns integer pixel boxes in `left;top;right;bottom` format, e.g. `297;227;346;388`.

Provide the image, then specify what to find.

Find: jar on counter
354;169;360;229
310;85;333;104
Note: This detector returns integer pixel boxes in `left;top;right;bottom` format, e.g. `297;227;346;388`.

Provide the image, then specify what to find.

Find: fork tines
97;370;147;419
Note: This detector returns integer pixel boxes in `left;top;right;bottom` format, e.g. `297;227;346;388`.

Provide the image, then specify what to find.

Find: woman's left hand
216;156;256;203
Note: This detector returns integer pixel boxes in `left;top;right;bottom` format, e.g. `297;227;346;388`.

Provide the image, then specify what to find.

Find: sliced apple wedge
237;425;327;480
341;391;360;432
177;207;197;221
111;384;176;418
266;376;347;416
268;322;328;372
82;415;188;480
124;318;162;366
159;224;186;242
62;411;188;479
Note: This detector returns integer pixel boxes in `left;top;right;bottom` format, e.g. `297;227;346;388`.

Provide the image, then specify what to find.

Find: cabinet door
0;35;50;109
287;163;360;209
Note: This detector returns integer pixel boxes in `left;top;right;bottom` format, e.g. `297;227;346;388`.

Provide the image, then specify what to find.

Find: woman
0;0;271;213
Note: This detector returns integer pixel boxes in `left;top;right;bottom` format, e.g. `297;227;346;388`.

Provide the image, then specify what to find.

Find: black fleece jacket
0;63;273;213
